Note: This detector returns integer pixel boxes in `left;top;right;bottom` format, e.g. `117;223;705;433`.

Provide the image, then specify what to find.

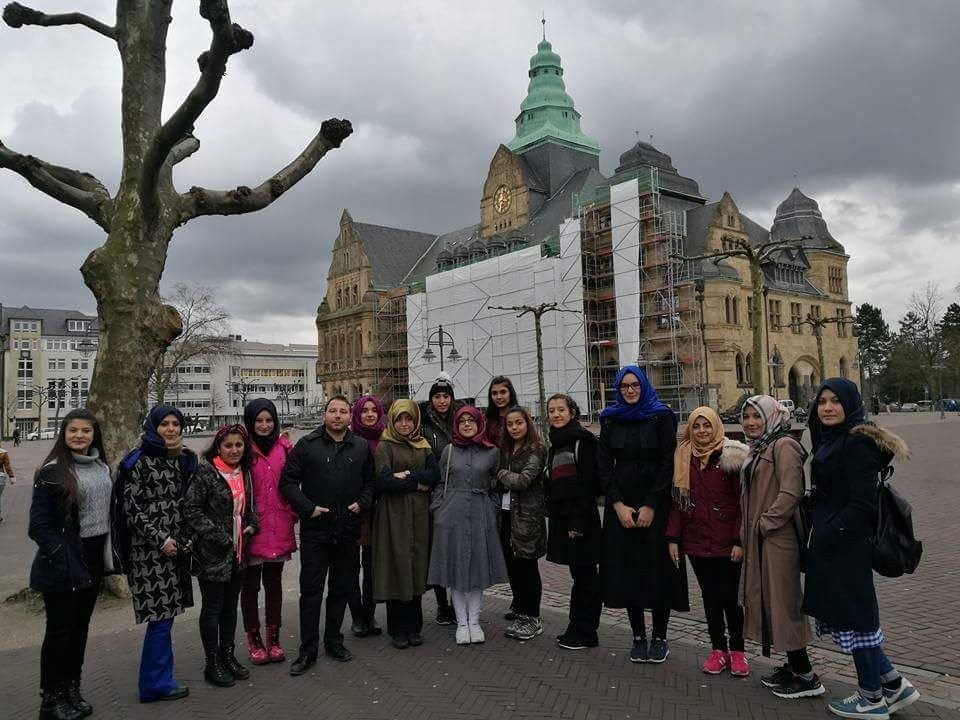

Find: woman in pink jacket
239;399;297;664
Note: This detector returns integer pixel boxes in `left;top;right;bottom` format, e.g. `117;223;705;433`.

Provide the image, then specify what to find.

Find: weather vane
541;12;547;40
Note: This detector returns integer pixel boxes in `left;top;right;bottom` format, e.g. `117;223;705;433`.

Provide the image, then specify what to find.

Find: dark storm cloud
2;0;959;338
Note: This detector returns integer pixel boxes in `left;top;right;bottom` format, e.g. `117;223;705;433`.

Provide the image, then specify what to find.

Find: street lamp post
421;324;462;373
694;279;710;406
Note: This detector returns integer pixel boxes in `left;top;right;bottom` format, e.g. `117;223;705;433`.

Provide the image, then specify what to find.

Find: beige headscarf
673;406;725;509
380;399;432;450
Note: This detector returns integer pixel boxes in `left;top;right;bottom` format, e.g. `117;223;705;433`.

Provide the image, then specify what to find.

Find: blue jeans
852;647;897;696
138;619;177;701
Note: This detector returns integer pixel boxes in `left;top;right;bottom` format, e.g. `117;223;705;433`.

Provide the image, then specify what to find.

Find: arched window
839;357;849;378
745;353;753;386
735;353;745;386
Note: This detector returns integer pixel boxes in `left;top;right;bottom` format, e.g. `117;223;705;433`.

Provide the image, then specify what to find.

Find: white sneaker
455;626;471;645
469;624;485;644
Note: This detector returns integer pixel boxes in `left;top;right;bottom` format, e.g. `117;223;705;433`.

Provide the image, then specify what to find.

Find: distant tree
1;1;351;461
939;302;960;396
854;302;891;398
149;283;230;404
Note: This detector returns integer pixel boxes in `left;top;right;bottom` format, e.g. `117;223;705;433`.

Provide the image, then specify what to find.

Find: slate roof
402;223;481;285
352;222;438;289
0;305;99;334
682;203;741;281
769;188;844;252
613;141;704;200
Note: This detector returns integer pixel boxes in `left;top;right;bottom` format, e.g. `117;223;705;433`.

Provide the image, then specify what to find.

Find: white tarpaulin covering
407;228;587;416
610;180;641;367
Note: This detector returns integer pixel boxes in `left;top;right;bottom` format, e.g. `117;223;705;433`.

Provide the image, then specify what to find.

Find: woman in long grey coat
428;406;507;645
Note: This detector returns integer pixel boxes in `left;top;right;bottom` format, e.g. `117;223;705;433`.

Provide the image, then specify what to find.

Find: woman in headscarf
665;407;749;676
239;399;296;665
371;399;440;649
121;405;197;703
599;366;686;665
803;379;919;718
183;424;259;688
427;405;506;645
545;394;602;651
739;395;822;699
347;395;386;637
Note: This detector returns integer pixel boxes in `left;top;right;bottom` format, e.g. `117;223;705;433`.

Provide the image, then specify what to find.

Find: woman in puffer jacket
666;406;749;677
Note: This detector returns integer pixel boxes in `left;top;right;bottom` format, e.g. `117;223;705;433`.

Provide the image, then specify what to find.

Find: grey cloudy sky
2;0;958;343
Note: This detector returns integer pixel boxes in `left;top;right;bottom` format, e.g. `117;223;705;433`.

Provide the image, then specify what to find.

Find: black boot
366;610;382;636
203;652;235;687
39;684;83;720
219;645;250;680
65;680;92;717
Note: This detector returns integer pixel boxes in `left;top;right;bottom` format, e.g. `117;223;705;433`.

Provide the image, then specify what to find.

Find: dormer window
68;320;88;332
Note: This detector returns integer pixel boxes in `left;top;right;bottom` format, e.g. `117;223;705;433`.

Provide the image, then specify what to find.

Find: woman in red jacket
666;406;750;676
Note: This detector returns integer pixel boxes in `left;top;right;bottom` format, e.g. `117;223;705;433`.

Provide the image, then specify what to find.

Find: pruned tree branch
0;139;113;231
165;134;201;169
177;118;353;223
2;2;116;39
140;0;253;206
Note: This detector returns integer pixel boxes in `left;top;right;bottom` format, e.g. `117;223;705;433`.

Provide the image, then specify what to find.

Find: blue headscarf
139;404;186;456
600;365;672;421
808;377;866;462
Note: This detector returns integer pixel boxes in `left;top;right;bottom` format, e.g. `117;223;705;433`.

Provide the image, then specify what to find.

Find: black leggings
40;535;105;690
499;510;542;617
689;555;744;651
198;563;244;655
627;607;670;640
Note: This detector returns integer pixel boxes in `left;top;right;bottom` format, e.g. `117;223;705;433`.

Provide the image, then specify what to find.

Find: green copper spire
506;37;600;156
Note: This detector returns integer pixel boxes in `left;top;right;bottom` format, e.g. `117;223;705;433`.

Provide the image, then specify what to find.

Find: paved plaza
0;413;958;718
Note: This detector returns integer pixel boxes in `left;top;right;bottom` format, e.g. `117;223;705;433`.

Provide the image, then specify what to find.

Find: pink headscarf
350;395;385;455
451;405;496;449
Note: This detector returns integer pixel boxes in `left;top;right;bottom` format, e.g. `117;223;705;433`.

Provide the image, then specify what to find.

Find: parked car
27;428;56;440
943;398;960;412
916;401;934;412
899;402;920;412
777;399;796;416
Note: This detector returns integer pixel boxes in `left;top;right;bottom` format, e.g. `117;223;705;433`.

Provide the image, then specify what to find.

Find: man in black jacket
280;396;375;674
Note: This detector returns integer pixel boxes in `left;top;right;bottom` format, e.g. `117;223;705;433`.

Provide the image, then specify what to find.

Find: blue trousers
138;618;177;701
852;646;898;696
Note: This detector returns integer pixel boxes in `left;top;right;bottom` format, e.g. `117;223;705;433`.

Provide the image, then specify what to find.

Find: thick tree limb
177;118;352;223
0;139;113;231
2;2;116;39
165;134;201;170
140;0;253;206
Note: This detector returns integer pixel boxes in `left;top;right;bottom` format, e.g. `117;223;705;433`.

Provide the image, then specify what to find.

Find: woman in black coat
803;378;920;718
545;394;602;651
29;409;112;720
598;366;687;665
183;424;259;688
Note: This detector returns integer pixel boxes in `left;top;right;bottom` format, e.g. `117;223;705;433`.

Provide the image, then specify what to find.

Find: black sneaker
771;672;826;699
557;632;598;650
647;637;669;663
761;663;795;688
324;641;352;662
435;606;456;626
629;638;649;663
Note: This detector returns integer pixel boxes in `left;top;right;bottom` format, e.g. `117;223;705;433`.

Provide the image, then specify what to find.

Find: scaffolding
575;167;704;416
373;287;410;403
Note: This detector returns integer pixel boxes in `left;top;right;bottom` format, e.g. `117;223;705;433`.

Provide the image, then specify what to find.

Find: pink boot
265;624;286;663
729;650;750;677
701;649;729;675
246;629;269;665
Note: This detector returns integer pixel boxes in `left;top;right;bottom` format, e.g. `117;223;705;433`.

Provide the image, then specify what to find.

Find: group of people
27;368;920;720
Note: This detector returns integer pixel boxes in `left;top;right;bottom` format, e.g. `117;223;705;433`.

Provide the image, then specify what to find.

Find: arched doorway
788;357;820;407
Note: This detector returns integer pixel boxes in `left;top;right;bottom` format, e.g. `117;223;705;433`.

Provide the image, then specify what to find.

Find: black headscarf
808;377;866;462
244;398;280;456
140;404;185;456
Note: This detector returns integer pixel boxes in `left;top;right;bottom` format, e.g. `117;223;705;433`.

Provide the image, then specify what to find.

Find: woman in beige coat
739;395;825;700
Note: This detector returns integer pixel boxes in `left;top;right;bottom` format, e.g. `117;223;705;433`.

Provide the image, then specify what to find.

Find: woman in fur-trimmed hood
802;378;919;715
666;407;751;676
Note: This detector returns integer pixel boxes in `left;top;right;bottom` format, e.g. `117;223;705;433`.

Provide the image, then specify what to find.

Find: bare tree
0;1;352;459
150;283;231;404
674;236;806;395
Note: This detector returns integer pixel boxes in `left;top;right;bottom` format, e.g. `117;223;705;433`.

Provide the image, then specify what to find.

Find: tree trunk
749;261;767;395
534;311;547;439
